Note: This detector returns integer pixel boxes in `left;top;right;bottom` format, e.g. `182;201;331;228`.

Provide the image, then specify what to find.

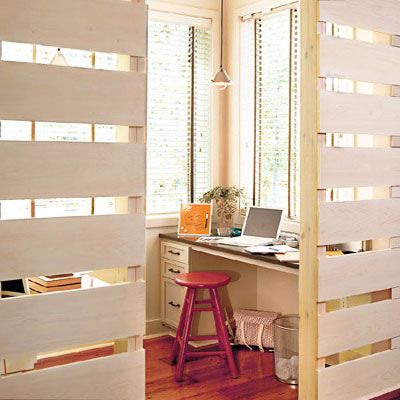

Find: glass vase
216;200;234;236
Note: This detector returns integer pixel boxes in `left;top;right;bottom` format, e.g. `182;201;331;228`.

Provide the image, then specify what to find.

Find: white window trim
145;1;221;222
229;0;300;231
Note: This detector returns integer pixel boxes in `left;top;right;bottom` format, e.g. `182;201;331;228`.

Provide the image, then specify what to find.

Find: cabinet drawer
162;258;188;280
161;241;189;264
162;279;185;328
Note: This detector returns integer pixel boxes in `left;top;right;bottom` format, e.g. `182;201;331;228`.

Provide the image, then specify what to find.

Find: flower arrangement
200;186;246;235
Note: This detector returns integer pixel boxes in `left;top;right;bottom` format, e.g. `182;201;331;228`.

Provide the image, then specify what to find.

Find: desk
159;233;299;334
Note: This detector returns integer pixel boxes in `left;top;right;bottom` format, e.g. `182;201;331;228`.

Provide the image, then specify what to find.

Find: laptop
218;207;283;247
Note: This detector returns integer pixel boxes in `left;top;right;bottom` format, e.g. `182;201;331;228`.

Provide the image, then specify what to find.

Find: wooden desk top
159;233;299;274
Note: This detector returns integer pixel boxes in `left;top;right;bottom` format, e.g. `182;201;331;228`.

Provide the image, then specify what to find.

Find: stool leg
210;288;239;379
171;288;191;364
209;289;226;357
175;288;196;382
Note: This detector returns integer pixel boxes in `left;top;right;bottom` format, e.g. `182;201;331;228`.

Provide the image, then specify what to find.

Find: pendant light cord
220;0;224;68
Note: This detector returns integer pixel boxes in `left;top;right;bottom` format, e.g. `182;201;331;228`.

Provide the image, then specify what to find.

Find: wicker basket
233;309;281;352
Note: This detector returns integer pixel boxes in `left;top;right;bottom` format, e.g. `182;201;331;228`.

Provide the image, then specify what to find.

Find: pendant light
51;48;69;66
212;0;232;90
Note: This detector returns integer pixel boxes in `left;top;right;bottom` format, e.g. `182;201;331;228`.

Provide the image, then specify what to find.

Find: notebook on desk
218;207;283;247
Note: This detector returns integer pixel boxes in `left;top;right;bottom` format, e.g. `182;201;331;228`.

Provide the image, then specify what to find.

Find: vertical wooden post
126;41;146;351
299;0;318;399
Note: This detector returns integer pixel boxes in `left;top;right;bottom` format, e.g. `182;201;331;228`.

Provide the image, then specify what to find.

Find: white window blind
147;18;212;215
240;8;300;219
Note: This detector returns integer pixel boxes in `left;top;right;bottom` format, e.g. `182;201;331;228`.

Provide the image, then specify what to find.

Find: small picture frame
178;203;212;236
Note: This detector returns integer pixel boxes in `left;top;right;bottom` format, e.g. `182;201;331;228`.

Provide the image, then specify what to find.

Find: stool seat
175;272;231;289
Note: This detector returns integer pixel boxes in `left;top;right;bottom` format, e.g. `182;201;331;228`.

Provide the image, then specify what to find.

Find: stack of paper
244;245;299;255
275;252;300;262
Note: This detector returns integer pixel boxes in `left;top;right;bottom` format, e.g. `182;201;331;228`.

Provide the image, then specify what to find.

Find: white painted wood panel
319;0;400;36
320;35;400;86
0;283;145;358
319;299;400;357
0;61;146;126
319;249;400;301
392;337;400;349
320;198;400;245
0;214;145;281
0;350;145;400
0;141;145;199
320;147;400;188
320;91;400;136
318;348;400;400
0;0;147;56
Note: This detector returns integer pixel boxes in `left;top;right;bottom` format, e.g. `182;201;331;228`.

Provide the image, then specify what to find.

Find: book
28;280;81;293
29;274;81;287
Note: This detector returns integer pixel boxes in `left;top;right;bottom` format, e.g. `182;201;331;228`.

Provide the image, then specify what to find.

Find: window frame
232;0;300;228
145;2;221;218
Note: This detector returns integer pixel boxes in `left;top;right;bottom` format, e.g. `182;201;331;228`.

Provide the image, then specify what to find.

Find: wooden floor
145;335;298;400
144;336;400;400
32;335;400;400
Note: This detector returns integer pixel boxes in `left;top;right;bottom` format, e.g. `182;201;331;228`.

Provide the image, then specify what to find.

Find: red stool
170;271;238;382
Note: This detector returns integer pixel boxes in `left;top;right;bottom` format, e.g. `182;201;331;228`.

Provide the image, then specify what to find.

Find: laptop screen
242;207;283;238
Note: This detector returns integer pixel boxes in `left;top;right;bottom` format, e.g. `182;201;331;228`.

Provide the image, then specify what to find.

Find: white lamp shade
211;66;232;90
51;49;69;66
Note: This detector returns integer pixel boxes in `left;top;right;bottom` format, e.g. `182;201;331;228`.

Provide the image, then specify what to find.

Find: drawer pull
168;301;181;308
168;268;181;274
168;250;181;256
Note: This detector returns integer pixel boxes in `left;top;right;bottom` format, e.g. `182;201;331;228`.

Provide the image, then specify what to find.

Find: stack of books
28;274;81;293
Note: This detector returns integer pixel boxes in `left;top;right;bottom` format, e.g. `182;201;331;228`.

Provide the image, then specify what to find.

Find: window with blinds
147;18;212;215
240;8;299;219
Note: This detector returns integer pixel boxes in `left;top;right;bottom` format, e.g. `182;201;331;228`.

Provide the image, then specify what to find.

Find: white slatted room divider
300;0;400;399
0;1;147;399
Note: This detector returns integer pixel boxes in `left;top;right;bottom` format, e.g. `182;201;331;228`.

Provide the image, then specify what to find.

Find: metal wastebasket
273;314;299;385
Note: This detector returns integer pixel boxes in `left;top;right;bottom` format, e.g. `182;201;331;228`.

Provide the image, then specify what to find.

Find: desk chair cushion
175;272;230;289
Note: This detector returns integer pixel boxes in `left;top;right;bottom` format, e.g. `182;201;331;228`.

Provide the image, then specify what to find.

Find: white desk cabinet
160;240;190;328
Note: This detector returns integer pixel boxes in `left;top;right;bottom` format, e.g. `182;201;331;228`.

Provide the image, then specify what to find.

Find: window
147;17;212;215
240;8;299;219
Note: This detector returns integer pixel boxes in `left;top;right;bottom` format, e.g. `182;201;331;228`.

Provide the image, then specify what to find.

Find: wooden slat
320;198;400;245
320;147;400;188
0;141;145;199
320;35;400;86
320;91;400;136
318;348;400;400
0;214;145;281
0;350;145;400
319;249;400;301
0;0;147;56
0;283;145;358
299;0;319;398
319;0;400;36
0;61;146;126
318;299;400;357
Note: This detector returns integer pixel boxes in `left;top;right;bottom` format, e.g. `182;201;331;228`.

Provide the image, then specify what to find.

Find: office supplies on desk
218;207;283;247
275;252;300;263
197;236;227;243
245;245;299;255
